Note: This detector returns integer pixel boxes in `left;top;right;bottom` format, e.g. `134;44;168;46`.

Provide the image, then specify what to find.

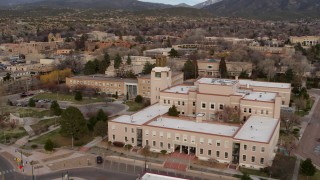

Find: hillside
204;0;320;20
6;0;171;10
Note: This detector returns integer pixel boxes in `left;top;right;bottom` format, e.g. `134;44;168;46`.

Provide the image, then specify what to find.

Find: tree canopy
168;105;179;116
50;100;62;116
183;60;197;79
300;158;316;177
219;57;228;78
60;106;88;138
142;62;155;74
168;48;179;58
114;54;122;69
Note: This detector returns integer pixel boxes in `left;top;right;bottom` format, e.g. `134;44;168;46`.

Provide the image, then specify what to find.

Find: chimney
196;113;205;123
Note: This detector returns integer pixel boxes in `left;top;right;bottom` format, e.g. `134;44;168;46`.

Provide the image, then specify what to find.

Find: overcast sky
139;0;205;5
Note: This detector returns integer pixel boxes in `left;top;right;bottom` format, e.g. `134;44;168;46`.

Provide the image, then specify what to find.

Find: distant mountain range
193;0;222;9
204;0;320;20
0;0;319;20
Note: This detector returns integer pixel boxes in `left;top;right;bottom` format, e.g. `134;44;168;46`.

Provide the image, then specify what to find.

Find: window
146;140;149;145
145;130;149;135
160;142;163;148
225;152;228;159
210;103;215;110
244;108;247;113
243;155;246;161
168;100;170;104
175;135;180;141
131;128;134;133
178;101;180;105
153;141;156;146
216;141;221;147
160;132;164;137
252;146;256;152
261;110;264;114
208;65;213;69
261;147;265;153
201;102;206;109
208;139;212;145
260;158;264;164
210;114;215;120
193;102;196;106
125;127;127;132
125;136;128;142
251;156;255;163
216;151;220;157
191;136;195;144
131;138;134;143
155;72;161;78
208;150;212;156
112;135;115;140
183;135;188;142
266;110;269;115
200;138;204;144
249;108;252;113
244;145;247;150
164;100;166;104
167;133;171;139
282;101;285;105
152;131;156;136
200;148;204;155
168;143;171;149
219;104;224;110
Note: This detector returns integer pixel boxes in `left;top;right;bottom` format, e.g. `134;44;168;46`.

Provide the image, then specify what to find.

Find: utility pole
31;161;34;180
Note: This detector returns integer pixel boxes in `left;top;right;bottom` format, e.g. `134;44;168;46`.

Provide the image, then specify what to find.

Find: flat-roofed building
289;36;320;46
198;59;253;78
108;103;279;169
66;75;138;98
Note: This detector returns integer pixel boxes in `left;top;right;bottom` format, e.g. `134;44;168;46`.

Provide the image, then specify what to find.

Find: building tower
150;67;172;104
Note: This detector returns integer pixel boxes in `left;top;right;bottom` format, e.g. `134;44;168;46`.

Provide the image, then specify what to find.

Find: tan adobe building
57;49;73;55
159;78;282;121
289;36;320;46
138;71;184;99
66;76;138;98
108;103;279;169
197;59;253;78
108;67;288;169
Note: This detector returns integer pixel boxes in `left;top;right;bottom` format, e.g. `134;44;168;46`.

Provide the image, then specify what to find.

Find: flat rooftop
68;75;138;83
111;104;169;125
239;79;290;89
163;85;197;94
234;116;279;143
141;173;187;180
197;78;238;86
242;91;277;102
147;117;239;137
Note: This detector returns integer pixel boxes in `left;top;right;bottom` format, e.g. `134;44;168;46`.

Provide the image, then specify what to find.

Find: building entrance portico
174;144;196;155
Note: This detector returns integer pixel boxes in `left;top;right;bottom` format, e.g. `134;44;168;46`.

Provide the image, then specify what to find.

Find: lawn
298;169;320;180
0;127;27;144
239;167;269;178
33;92;105;104
30;118;60;134
31;128;94;148
17;108;51;118
125;101;144;112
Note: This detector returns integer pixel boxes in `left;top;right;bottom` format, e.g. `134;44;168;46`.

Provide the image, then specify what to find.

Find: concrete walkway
29;125;60;141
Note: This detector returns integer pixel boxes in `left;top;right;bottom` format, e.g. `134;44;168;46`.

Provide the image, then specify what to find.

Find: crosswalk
0;169;16;175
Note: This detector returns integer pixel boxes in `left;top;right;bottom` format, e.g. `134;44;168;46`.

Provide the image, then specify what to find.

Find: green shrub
160;150;167;155
135;95;143;103
31;144;38;149
124;144;133;150
44;139;54;151
74;91;82;101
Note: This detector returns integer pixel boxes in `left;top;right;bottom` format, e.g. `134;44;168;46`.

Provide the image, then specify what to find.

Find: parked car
96;156;103;164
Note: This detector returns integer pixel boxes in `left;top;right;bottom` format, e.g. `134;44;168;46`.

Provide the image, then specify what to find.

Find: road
0;154;137;180
295;89;320;167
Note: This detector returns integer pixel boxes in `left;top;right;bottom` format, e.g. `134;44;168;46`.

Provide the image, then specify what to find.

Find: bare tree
216;106;240;122
294;97;306;112
280;111;300;133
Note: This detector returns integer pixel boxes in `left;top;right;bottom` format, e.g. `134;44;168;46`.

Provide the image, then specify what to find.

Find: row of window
243;108;269;115
243;144;265;153
242;155;265;164
70;80;122;87
201;102;224;110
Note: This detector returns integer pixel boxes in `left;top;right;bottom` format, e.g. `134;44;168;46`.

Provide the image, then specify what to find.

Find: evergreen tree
96;109;107;122
115;91;118;99
168;48;179;58
28;98;36;107
183;60;196;79
44;139;54;151
60;107;88;147
104;52;111;67
74;91;82;101
300;158;316;178
3;73;11;81
285;68;294;83
219;57;228;78
94;121;107;138
50;100;62;116
84;61;97;75
126;55;132;65
114;54;122;69
168;105;179;116
135;95;143;103
126;92;129;100
142;62;155;74
167;37;171;47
